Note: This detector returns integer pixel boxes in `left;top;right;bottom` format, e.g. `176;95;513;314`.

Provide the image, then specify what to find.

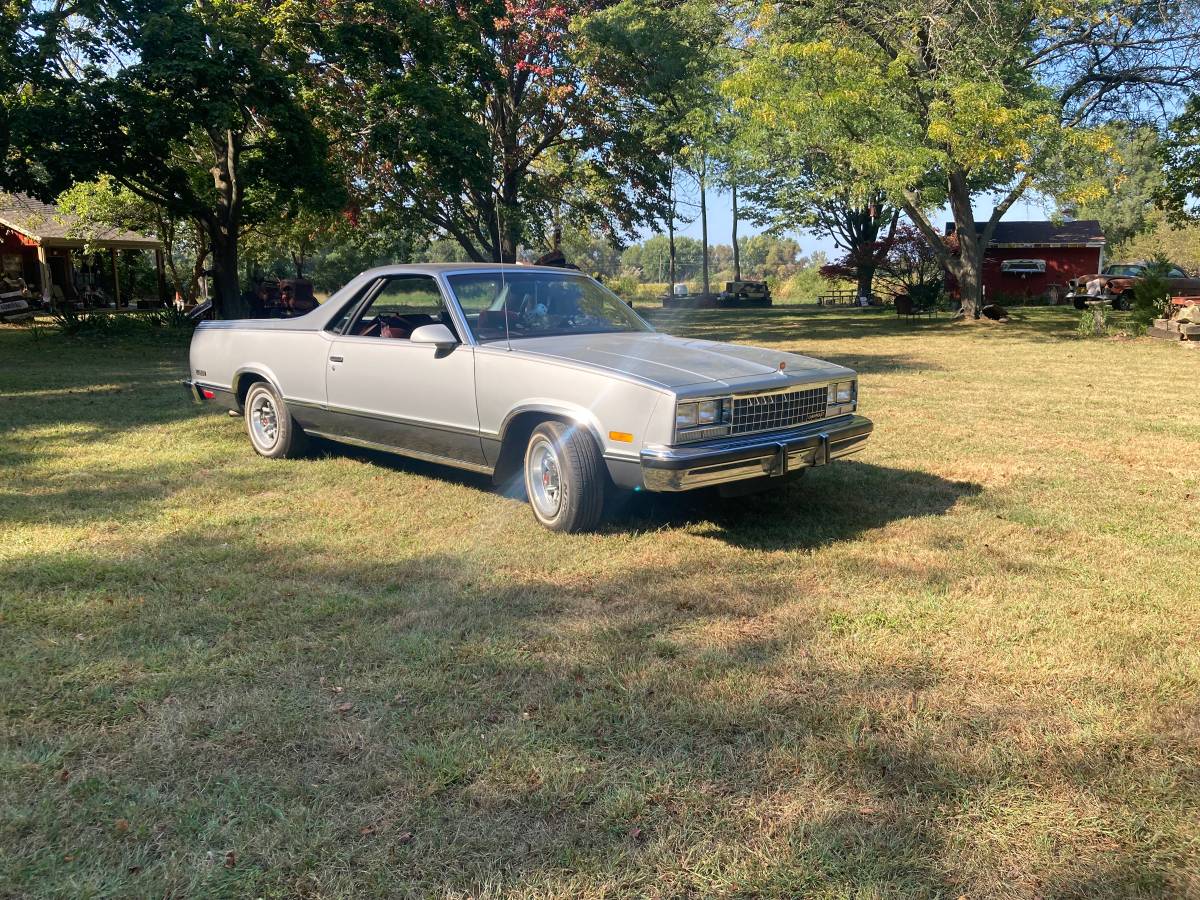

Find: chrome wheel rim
249;392;279;449
527;437;562;519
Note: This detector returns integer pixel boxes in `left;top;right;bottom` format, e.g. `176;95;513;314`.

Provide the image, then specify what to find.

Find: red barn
948;219;1106;305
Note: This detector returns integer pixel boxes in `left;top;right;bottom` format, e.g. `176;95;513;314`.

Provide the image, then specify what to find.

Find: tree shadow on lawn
4;528;1193;897
0;534;964;896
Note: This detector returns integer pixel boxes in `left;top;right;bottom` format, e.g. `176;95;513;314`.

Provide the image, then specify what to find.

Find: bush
1131;259;1174;328
775;268;841;304
50;309;195;341
1076;306;1107;338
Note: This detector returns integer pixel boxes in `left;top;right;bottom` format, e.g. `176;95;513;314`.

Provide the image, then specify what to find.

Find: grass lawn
2;306;1198;898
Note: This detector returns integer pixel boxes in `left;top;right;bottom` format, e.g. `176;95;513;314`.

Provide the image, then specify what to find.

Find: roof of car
360;262;590;276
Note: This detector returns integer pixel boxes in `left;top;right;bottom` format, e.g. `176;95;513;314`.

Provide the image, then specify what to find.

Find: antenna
497;193;512;352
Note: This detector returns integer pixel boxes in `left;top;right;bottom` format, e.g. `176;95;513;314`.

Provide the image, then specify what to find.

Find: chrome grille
730;386;826;435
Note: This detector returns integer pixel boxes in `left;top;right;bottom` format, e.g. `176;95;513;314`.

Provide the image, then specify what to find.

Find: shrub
1130;259;1174;328
1076;306;1107;338
50;309;195;341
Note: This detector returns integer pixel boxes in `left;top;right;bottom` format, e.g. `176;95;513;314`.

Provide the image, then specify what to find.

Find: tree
821;223;947;304
732;0;1200;317
336;0;710;264
9;0;344;317
1114;213;1200;274
1160;94;1200;225
732;123;899;299
1077;125;1166;245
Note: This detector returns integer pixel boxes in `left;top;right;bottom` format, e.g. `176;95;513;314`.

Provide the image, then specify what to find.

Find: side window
326;281;375;334
1167;267;1187;278
346;275;454;340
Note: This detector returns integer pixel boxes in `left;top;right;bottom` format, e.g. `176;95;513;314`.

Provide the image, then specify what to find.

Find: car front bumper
639;414;873;492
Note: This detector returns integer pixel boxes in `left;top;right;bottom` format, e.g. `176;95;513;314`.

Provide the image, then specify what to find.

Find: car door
324;273;485;466
1166;266;1200;296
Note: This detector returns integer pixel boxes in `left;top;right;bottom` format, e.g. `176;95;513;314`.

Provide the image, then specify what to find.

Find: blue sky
665;185;1061;259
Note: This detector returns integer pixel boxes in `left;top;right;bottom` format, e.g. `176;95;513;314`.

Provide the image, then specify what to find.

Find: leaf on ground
114;819;130;833
57;769;70;783
397;831;414;845
336;702;353;713
224;850;236;868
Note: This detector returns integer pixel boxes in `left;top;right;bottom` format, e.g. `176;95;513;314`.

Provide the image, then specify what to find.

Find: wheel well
234;373;268;411
493;411;577;487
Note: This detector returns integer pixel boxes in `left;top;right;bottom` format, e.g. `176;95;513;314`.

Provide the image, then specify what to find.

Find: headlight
828;381;855;404
676;402;698;429
675;397;731;441
826;380;856;415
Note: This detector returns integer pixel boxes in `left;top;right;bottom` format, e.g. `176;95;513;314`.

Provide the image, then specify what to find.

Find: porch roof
0;193;162;250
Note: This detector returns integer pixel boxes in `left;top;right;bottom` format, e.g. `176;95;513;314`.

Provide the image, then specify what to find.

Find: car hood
504;331;854;391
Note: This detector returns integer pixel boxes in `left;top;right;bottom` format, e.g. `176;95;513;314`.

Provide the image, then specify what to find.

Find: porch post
35;245;51;305
155;248;167;304
110;248;120;307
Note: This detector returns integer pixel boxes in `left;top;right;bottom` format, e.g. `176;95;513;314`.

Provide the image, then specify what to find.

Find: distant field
2;306;1198;897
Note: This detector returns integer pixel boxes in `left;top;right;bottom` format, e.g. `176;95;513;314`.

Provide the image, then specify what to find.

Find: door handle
329;356;344;363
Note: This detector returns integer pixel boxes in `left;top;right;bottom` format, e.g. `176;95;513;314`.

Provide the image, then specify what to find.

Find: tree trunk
952;256;983;318
699;155;710;297
947;171;984;318
855;264;876;300
731;180;740;282
667;180;677;293
207;225;250;318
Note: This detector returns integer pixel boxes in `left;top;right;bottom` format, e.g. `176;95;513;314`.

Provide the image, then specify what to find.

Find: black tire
1113;293;1132;311
243;381;307;459
523;421;606;533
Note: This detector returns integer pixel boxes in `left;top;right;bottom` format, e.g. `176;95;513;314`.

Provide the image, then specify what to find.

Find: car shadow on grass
309;440;980;551
607;460;982;550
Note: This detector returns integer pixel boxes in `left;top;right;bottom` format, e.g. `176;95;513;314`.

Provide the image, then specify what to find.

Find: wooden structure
947;219;1106;304
818;289;887;306
0;193;165;309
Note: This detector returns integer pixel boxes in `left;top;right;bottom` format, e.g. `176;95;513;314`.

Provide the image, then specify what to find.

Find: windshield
1103;265;1146;277
447;270;652;342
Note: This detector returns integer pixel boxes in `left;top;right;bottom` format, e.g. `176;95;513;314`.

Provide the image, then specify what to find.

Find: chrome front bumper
640;414;873;492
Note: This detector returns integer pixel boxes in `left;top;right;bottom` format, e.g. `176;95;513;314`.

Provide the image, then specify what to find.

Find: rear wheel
244;382;307;459
523;421;606;533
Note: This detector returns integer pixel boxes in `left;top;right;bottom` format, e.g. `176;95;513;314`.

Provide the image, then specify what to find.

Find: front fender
498;401;606;447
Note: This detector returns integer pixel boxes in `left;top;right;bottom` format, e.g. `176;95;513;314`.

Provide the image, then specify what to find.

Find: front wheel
244;382;307;459
523;421;606;533
1112;293;1133;311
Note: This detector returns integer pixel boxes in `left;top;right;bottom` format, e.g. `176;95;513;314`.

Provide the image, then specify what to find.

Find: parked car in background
186;264;872;532
0;271;34;323
1067;261;1200;310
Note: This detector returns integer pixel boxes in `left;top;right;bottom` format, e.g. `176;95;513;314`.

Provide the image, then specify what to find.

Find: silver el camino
186;264;873;531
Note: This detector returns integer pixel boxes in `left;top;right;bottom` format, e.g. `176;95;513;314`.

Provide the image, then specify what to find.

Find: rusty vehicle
1067;261;1200;310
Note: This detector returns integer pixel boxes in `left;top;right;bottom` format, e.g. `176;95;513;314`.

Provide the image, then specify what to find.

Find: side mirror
409;323;459;349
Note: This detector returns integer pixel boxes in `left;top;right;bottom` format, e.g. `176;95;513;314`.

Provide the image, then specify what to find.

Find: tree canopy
730;0;1200;315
